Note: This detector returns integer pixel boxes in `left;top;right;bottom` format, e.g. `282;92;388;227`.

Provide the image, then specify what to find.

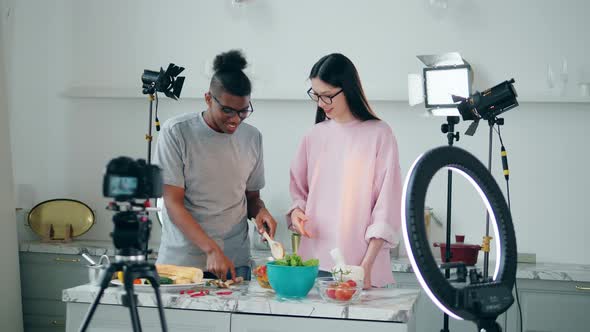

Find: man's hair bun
213;49;247;72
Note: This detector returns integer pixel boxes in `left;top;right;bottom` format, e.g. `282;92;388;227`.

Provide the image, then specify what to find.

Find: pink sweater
288;118;402;287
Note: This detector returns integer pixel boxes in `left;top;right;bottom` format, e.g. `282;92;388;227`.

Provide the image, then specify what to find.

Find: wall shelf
61;86;590;104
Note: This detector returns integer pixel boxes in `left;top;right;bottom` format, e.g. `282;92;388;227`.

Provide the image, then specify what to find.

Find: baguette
155;264;204;284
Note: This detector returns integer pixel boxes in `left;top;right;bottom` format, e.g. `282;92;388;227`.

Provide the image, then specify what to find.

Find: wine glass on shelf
560;58;568;96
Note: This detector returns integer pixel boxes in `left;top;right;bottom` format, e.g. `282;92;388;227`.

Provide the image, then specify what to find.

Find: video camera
102;157;163;259
103;157;163;201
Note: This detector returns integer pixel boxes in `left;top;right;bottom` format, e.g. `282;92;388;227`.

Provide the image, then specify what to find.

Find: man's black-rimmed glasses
210;93;254;119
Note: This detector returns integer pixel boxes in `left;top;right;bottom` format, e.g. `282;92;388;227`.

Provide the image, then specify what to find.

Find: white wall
9;0;590;265
1;0;24;330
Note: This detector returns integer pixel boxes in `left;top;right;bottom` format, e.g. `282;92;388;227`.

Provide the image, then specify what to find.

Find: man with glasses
154;50;276;281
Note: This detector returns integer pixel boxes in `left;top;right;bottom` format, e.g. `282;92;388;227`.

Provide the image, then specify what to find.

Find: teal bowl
266;262;319;298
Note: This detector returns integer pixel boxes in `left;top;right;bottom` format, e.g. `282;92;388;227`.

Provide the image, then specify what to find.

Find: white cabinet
395;271;590;332
66;304;409;332
505;279;590;332
66;302;231;332
230;313;409;332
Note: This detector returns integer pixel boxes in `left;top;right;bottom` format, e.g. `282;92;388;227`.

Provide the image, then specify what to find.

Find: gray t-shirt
154;111;264;269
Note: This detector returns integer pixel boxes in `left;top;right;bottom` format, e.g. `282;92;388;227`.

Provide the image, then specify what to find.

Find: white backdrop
7;0;590;265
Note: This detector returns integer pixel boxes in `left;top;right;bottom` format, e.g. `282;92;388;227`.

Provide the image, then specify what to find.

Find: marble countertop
62;281;420;323
20;240;590;283
392;256;590;283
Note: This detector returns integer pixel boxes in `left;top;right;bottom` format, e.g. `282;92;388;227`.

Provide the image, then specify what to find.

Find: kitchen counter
392;256;590;283
20;240;590;283
19;239;122;256
63;281;420;323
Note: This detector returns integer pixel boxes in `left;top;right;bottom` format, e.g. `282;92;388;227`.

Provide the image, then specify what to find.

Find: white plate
110;279;207;292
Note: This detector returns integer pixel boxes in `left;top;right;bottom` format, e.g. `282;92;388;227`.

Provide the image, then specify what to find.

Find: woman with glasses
154;50;277;281
288;53;402;288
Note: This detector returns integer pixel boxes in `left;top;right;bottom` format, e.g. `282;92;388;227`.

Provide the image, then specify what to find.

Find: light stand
439;116;460;332
145;91;156;165
142;87;157;262
140;63;184;260
482;117;504;280
141;63;185;165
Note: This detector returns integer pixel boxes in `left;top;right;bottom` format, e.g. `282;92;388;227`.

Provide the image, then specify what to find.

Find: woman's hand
254;207;278;237
206;245;236;281
290;208;312;238
361;261;372;289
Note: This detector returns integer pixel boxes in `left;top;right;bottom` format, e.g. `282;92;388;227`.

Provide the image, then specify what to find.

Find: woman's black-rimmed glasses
210;93;254;119
307;88;343;105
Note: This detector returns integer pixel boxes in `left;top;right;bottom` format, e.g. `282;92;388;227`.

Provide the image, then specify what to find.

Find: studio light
453;79;519;135
139;63;186;165
402;146;517;332
407;52;472;114
141;63;185;100
453;79;518;122
424;65;471;109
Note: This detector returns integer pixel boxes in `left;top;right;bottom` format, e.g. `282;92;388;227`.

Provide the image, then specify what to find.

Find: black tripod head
108;201;153;261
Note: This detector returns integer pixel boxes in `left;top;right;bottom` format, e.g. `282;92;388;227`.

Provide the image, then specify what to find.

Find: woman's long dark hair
309;53;379;124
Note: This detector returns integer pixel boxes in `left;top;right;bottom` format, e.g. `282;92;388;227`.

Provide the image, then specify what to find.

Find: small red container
433;235;481;266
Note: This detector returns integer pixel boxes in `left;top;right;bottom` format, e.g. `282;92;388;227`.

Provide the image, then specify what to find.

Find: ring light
401;146;517;331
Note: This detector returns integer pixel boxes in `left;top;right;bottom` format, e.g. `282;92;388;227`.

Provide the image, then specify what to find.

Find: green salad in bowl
266;254;319;298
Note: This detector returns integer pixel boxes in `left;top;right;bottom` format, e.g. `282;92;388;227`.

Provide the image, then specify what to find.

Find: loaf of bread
155;264;204;284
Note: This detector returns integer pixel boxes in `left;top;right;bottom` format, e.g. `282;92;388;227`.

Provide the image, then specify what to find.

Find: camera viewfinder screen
109;176;138;196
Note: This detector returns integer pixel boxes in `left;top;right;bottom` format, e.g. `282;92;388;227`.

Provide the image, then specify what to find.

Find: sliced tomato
335;288;355;301
345;280;357;287
326;288;337;299
255;265;267;277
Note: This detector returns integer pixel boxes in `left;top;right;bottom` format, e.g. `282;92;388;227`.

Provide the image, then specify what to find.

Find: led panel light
424;65;470;109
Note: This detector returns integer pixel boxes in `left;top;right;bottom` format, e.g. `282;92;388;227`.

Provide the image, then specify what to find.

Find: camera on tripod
102;156;163;259
81;157;168;332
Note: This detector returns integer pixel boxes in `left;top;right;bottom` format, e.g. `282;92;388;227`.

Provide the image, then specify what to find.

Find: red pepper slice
186;290;196;294
216;291;233;296
190;292;207;297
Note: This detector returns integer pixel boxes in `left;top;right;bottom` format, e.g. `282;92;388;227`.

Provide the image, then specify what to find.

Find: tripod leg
79;263;118;332
152;285;168;332
78;286;106;332
123;280;143;332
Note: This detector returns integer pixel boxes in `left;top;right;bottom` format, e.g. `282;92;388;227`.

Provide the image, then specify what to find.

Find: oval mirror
28;199;95;239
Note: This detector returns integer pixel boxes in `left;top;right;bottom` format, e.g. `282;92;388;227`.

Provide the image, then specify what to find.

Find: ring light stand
402;146;517;332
